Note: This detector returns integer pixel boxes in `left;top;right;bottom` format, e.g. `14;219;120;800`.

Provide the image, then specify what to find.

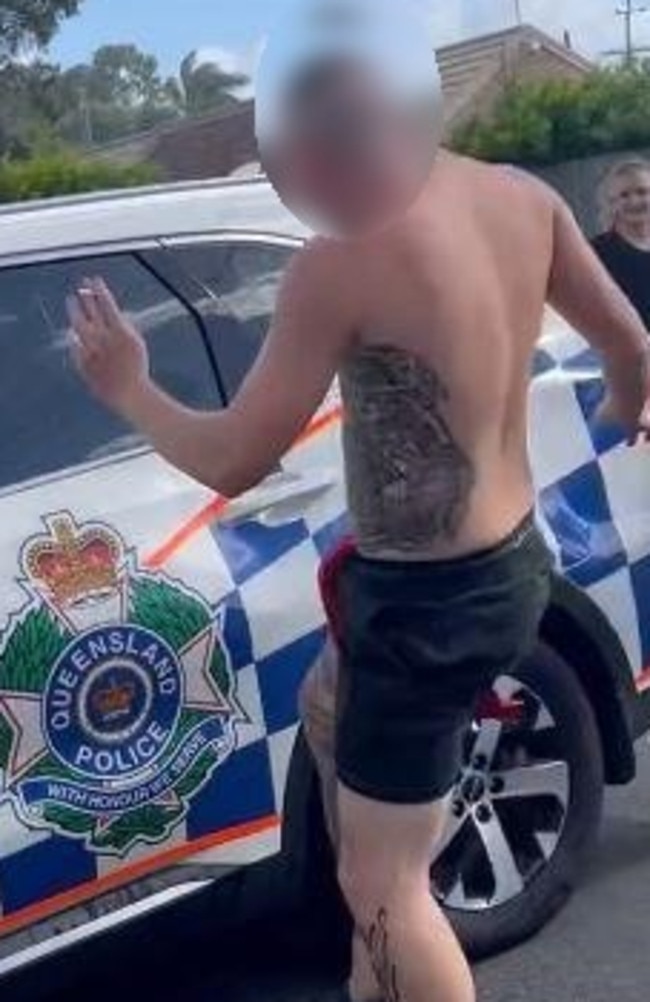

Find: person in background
592;158;650;331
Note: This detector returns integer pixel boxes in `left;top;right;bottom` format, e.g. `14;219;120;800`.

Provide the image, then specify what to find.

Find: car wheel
436;644;605;959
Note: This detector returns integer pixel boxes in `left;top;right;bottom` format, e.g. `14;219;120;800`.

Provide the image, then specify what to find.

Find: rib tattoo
361;908;402;1002
340;346;476;555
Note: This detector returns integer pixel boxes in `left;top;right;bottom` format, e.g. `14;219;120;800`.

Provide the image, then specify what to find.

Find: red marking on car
475;693;525;724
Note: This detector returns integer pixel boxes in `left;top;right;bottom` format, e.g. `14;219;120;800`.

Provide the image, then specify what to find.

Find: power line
603;0;650;65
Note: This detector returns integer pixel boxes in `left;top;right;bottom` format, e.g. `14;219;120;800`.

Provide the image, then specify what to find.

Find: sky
47;0;650;79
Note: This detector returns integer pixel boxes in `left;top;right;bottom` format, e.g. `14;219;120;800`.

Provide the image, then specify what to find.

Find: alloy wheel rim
433;674;570;912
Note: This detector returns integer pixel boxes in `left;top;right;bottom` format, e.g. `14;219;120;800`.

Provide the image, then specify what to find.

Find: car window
170;242;297;399
0;253;220;490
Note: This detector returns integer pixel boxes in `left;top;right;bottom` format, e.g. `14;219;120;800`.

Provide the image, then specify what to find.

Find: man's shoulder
495;163;556;205
276;235;358;330
453;154;557;208
283;235;350;288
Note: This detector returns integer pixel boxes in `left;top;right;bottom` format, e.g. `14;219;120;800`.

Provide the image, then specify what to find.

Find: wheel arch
541;572;638;786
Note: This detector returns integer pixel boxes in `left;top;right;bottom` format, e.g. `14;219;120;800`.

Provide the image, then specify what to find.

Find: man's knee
337;840;429;914
336;790;451;913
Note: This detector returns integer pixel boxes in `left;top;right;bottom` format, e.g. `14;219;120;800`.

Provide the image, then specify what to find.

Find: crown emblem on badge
23;514;123;607
92;678;136;723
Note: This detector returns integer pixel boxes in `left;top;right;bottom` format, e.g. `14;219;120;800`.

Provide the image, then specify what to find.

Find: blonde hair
597;157;650;230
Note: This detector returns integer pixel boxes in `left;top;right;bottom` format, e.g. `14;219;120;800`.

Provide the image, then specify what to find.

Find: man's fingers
78;278;106;328
90;276;129;333
66;294;96;346
73;282;96;325
69;332;98;376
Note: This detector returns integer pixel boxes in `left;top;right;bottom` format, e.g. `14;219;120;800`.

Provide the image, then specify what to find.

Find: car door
0;248;245;956
529;308;650;698
146;235;348;854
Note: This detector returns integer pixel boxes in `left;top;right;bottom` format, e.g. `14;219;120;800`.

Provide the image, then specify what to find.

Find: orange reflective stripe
145;495;229;570
0;813;280;941
294;404;342;447
144;406;342;570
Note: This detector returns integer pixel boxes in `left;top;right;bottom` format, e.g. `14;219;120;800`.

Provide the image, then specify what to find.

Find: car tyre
440;644;605;958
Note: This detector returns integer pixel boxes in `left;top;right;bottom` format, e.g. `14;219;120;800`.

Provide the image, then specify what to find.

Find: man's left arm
68;245;352;496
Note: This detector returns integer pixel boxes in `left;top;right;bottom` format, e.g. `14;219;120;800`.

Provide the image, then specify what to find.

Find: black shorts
331;514;553;804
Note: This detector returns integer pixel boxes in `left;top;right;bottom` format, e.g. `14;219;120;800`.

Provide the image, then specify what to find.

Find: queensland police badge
0;512;242;855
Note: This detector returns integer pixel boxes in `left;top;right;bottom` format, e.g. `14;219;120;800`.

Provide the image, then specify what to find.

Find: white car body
0;177;648;973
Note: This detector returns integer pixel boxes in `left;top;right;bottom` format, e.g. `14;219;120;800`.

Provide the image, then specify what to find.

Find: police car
0;175;648;977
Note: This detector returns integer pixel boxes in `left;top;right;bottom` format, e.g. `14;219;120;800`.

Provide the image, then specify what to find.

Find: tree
452;63;650;166
179;51;247;117
59;45;180;144
0;60;65;157
0;0;82;156
0;0;81;64
0;39;251;159
91;44;169;107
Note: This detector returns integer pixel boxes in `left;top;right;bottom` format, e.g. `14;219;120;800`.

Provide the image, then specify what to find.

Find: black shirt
592;230;650;331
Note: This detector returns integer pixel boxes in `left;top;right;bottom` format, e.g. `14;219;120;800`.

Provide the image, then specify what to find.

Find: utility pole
513;0;523;25
603;0;650;65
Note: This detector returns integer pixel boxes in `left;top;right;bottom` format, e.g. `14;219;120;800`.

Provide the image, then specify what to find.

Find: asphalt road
9;740;650;1002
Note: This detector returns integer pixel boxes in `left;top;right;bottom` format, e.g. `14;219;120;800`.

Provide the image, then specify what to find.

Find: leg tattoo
360;908;401;1002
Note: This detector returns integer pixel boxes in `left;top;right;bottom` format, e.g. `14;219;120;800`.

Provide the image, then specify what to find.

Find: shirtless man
68;151;650;1002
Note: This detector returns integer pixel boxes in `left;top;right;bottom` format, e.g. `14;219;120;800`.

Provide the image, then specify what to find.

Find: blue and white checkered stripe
2;318;649;929
532;312;649;676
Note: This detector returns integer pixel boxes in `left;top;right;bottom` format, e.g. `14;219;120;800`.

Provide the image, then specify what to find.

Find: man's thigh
299;636;341;842
299;634;339;757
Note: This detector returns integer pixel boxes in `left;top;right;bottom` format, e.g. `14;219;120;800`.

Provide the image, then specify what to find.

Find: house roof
90;23;595;179
437;23;594;123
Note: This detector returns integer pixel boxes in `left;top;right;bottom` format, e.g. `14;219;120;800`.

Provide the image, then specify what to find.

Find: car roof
0;176;310;264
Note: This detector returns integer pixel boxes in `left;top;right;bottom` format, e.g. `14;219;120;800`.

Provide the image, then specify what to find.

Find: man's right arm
546;192;649;438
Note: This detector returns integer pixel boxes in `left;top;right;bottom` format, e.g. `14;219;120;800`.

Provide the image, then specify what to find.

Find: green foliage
53;45;247;147
179;51;246;117
172;710;222;800
452;63;650;166
92;801;184;854
0;714;12;768
0;0;80;63
129;575;211;653
0;607;71;691
0;152;158;204
0;61;67;158
57;44;183;145
0;17;248;155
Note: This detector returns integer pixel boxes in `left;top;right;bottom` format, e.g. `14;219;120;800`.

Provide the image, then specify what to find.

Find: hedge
0;153;159;204
452;64;650;167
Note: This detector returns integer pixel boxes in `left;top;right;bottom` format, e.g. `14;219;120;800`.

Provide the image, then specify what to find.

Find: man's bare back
66;149;648;527
324;152;554;559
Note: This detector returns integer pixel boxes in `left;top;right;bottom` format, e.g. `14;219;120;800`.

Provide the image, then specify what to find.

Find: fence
531;147;650;239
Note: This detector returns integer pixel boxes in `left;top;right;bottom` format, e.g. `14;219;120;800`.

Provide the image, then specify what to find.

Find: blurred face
267;63;434;238
610;167;650;235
